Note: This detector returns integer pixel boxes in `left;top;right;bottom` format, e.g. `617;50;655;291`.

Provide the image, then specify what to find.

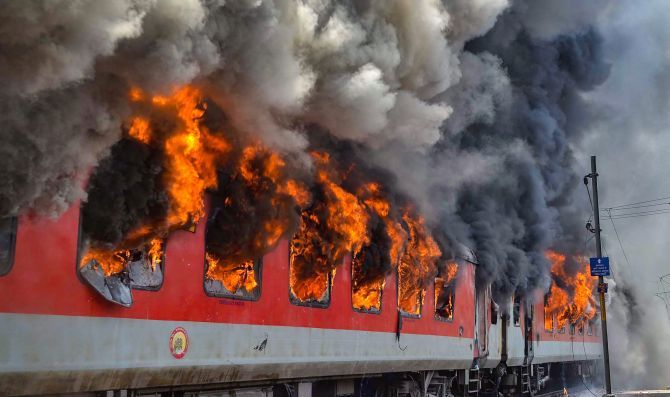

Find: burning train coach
0;87;602;397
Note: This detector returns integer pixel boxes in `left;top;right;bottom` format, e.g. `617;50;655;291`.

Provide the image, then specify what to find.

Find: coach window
569;323;575;335
204;254;262;301
0;217;17;276
558;325;566;334
513;294;521;327
351;249;384;314
587;320;594;336
544;297;555;332
398;268;424;318
577;322;584;336
288;231;332;308
491;299;499;325
434;262;457;322
204;206;262;301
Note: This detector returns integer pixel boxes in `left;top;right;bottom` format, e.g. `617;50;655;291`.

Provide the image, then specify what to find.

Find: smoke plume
4;1;668;386
575;0;670;388
6;0;670;385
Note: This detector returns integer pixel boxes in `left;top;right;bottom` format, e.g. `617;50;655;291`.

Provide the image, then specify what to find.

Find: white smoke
0;0;515;216
0;0;147;96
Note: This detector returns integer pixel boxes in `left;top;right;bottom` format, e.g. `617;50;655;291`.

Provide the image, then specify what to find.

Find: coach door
475;285;489;357
524;299;534;364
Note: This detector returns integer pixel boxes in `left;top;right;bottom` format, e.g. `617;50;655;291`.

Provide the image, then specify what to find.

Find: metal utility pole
589;156;613;396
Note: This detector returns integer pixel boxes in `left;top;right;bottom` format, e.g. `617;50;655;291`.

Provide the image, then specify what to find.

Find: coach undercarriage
66;361;598;397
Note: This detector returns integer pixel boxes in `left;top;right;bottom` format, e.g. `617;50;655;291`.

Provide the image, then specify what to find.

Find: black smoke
434;16;610;298
81;138;167;245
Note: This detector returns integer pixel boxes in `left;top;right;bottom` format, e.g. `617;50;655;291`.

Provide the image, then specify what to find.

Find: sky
576;1;670;387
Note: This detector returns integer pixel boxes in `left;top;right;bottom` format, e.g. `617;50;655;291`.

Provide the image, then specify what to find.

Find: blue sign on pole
589;257;610;277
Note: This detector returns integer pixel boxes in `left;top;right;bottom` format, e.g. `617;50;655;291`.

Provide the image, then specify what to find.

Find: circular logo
169;327;189;359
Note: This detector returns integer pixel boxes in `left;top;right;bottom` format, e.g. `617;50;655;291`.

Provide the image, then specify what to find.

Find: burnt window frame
513;294;521;327
75;203;167;292
569;323;575;335
587;320;594;336
0;217;18;277
491;299;499;325
397;268;424;319
287;236;333;309
577;321;584;336
350;256;384;315
558;325;566;334
433;273;456;323
203;255;263;301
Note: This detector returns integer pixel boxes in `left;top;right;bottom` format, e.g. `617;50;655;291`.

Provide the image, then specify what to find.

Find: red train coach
0;203;601;396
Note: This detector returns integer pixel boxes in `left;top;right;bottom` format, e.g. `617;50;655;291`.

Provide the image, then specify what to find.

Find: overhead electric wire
606;210;632;273
602;201;670;211
606;209;670;220
603;194;670;210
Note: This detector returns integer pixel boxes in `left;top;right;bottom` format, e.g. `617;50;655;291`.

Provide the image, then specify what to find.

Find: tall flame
81;86;230;276
82;85;450;312
289;152;370;303
351;182;406;312
160;87;231;228
544;251;597;329
397;211;441;315
205;144;309;293
435;261;458;320
351;250;385;312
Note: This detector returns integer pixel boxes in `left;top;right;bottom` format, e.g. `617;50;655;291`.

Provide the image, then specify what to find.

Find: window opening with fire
434;262;458;321
351;247;385;314
0;217;17;276
398;267;424;317
288;224;334;308
205;254;261;300
76;138;170;307
204;204;262;301
396;213;440;317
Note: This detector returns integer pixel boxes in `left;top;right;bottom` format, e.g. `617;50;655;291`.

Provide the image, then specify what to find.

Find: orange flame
435;262;458;320
398;211;441;315
80;238;162;277
544;251;597;329
85;85;448;313
161;87;231;227
350;182;405;312
80;247;130;277
289;152;372;303
351;251;385;312
81;86;230;276
205;253;258;294
128;117;151;144
205;144;309;287
146;238;163;271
